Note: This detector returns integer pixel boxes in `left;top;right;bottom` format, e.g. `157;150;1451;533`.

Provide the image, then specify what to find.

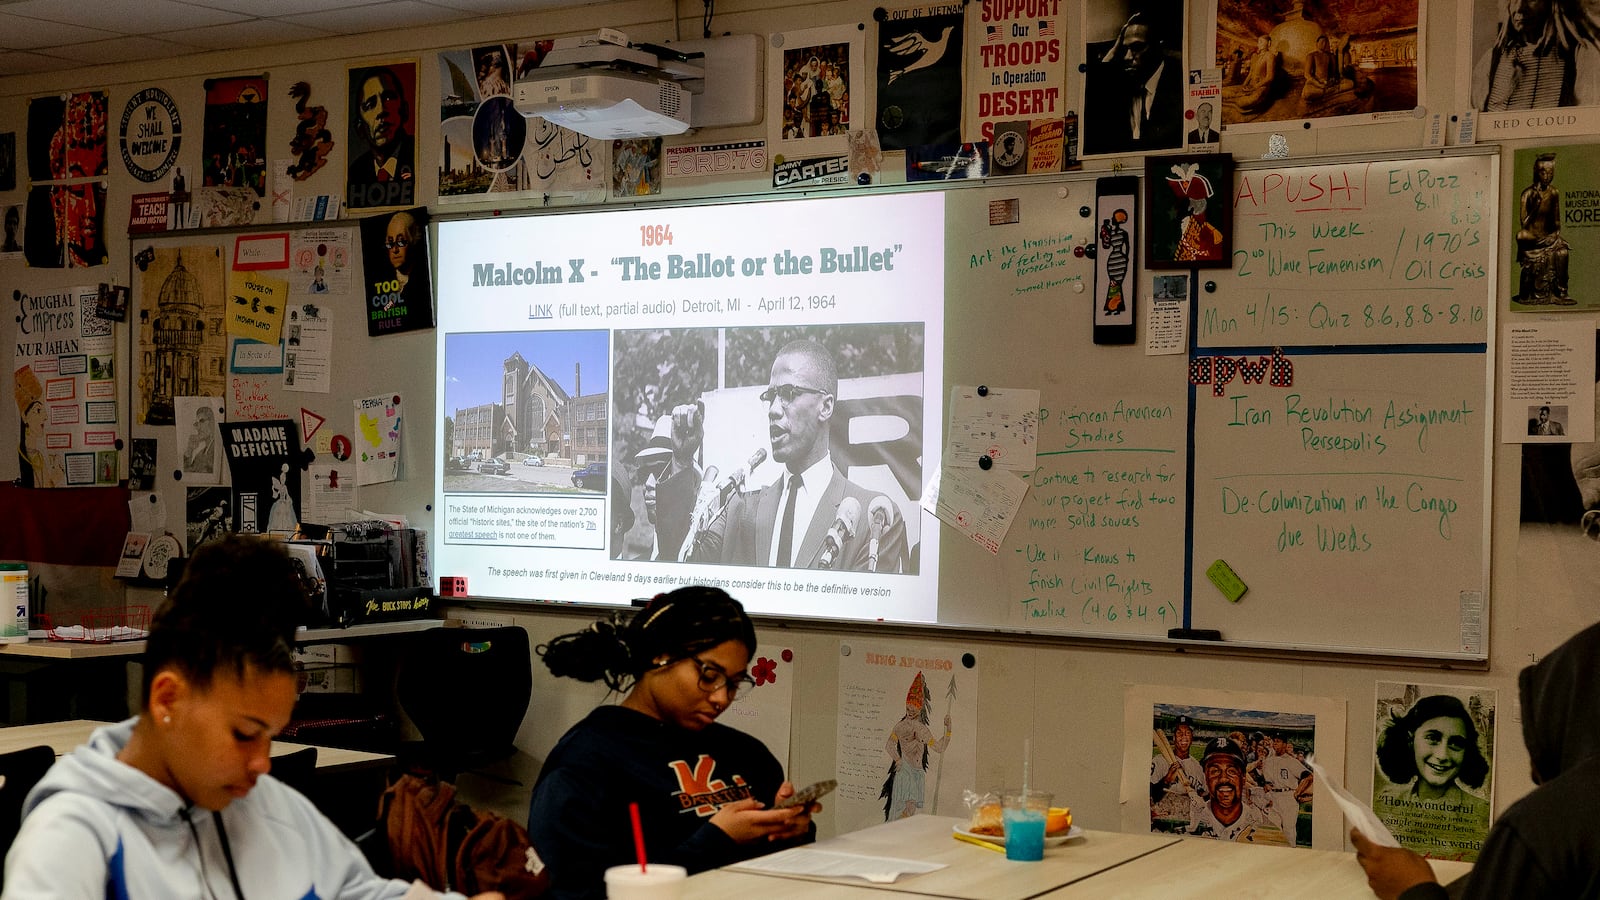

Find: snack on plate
1046;806;1072;835
962;789;1005;835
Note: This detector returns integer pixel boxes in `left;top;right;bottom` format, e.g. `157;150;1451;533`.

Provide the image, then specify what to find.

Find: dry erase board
936;151;1496;660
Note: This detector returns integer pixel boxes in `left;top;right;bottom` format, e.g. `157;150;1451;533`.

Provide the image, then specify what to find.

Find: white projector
513;70;693;139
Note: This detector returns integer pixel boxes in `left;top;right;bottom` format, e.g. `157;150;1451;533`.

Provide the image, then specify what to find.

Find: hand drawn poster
12;286;118;487
355;392;403;485
137;245;227;426
227;269;288;345
1372;682;1496;862
834;639;977;835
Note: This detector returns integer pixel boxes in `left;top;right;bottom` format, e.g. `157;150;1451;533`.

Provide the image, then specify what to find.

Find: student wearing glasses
677;338;909;571
527;587;816;899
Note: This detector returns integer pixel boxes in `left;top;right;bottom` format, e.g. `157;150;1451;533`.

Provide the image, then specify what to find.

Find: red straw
629;802;648;873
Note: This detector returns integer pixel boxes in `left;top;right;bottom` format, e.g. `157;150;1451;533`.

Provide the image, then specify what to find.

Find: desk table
1039;833;1473;899
0;719;394;773
689;815;1178;900
0;618;447;660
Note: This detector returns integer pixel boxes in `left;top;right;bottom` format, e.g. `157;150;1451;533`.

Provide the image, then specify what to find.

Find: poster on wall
437;44;552;202
136;245;228;426
1081;0;1185;156
119;86;183;184
767;25;866;160
1507;145;1600;312
833;639;977;835
1371;682;1496;862
875;3;966;151
968;0;1067;150
201;76;268;197
355;392;403;485
27;91;109;182
1120;684;1347;851
1464;0;1600;139
174;396;224;486
290;227;352;295
611;138;663;197
24;182;106;268
219;419;303;535
359;206;433;336
347;60;418;211
11;286;119;487
285;81;335;181
1211;0;1422;130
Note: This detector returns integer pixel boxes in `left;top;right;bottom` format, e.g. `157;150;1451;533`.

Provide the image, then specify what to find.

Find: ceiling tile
0;12;119;50
425;0;567;11
294;1;468;35
180;0;375;14
166;18;336;51
2;0;248;35
0;49;71;75
43;34;201;64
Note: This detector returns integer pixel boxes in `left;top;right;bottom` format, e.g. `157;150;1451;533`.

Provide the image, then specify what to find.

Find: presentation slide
434;192;946;622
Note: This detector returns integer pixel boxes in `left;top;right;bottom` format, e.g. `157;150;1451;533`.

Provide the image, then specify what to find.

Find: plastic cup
604;864;687;899
1002;789;1052;861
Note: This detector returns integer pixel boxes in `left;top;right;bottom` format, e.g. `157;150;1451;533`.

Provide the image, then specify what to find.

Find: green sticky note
1206;559;1247;602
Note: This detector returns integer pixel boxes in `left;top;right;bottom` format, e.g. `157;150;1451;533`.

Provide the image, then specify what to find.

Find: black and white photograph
611;324;925;573
1081;0;1186;156
1471;0;1600;118
1372;683;1496;862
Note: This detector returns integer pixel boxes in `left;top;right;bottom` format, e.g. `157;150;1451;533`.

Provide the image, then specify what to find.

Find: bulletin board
125;221;436;557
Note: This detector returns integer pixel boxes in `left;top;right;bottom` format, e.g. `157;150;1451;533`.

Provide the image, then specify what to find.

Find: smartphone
775;778;837;809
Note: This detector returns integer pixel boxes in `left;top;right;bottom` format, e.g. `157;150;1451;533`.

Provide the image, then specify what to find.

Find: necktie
776;473;803;567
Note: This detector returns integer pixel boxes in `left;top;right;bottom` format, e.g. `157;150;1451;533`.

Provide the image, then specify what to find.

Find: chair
395;626;532;783
0;744;57;888
270;746;319;797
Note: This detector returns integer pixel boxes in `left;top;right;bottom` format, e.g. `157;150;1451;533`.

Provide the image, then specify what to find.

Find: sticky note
1206;559;1247;602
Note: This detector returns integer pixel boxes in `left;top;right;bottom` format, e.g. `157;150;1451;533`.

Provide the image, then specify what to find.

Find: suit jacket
1083;58;1185;155
347;133;416;208
1187;127;1220;144
694;465;909;573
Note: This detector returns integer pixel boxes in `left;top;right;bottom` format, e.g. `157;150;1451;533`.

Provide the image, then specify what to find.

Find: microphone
677;448;767;561
866;496;895;573
817;497;862;569
711;448;767;506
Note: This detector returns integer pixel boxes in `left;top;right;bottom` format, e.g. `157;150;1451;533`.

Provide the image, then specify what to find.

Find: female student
1373;693;1491;858
527;586;815;899
2;535;501;900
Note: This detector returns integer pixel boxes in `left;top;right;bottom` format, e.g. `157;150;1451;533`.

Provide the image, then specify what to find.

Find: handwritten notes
947;386;1038;470
1202;155;1493;348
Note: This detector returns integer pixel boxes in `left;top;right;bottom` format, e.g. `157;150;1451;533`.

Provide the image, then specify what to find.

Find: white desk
688;815;1178;900
0;719;394;773
686;815;1475;900
1039;833;1474;899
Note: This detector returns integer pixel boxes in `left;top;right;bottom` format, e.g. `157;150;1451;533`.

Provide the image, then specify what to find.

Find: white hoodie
2;718;464;900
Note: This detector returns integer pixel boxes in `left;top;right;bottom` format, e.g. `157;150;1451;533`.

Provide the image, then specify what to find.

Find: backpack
379;774;549;897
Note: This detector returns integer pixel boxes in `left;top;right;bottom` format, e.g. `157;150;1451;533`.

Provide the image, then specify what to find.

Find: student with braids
526;586;816;899
3;535;501;900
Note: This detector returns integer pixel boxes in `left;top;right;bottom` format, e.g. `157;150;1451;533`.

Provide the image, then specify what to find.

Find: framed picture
1144;153;1233;269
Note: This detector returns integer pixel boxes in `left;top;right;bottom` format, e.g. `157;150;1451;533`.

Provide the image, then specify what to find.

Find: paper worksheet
946;386;1039;471
922;464;1028;555
728;848;945;883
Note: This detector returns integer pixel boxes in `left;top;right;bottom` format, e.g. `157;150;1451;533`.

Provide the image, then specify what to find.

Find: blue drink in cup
1002;789;1052;861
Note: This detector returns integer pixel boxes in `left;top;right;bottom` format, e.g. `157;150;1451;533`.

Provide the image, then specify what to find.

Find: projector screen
434;191;945;622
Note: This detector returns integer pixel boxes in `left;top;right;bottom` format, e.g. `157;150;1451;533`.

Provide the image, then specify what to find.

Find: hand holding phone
775;778;836;809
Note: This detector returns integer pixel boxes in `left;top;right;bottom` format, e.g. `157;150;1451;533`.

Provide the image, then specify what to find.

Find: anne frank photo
610;324;924;574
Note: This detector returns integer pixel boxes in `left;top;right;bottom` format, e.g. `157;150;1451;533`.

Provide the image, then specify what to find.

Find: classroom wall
1;0;1590;842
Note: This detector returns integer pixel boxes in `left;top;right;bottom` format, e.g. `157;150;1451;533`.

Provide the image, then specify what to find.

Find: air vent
657;81;682;118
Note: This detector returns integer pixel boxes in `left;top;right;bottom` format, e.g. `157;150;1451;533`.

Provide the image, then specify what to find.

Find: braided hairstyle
537;585;756;693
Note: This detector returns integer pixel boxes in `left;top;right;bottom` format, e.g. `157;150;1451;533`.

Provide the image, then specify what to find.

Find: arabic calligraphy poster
438;42;603;202
876;3;966;151
834;638;977;835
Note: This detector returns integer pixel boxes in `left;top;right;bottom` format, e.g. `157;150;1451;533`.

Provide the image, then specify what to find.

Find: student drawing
880;671;953;821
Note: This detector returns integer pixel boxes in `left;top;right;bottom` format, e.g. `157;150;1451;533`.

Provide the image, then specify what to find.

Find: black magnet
979;455;993;470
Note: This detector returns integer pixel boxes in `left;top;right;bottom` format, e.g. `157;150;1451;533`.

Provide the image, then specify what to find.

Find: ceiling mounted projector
514;30;700;139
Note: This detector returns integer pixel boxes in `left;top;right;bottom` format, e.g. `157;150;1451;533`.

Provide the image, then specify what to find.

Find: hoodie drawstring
180;808;246;900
